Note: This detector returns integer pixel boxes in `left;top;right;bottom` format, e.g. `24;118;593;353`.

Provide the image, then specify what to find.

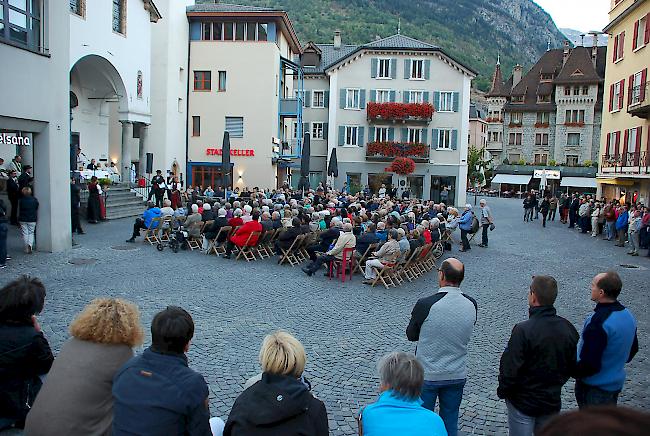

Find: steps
81;185;145;221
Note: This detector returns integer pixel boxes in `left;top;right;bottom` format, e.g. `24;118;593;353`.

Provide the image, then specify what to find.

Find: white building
299;33;475;205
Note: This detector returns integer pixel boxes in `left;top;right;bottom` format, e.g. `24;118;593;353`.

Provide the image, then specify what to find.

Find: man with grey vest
407;258;477;436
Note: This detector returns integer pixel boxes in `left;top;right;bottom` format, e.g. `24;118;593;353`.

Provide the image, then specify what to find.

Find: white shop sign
533;169;560;179
0;133;31;146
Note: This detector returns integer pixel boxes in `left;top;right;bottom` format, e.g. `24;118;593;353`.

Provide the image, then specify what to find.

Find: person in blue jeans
573;271;638;409
406;258;477;436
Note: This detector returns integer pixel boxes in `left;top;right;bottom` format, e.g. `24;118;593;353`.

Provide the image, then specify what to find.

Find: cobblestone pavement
2;197;649;435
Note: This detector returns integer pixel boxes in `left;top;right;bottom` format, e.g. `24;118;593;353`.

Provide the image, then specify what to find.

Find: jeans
0;222;7;265
20;221;36;249
421;379;466;436
616;228;627;246
506;400;554;436
481;223;489;246
606;221;616;240
575;380;619;409
460;229;470;250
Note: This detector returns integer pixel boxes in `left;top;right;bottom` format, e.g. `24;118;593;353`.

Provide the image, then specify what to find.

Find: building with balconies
597;0;650;204
299;32;475;204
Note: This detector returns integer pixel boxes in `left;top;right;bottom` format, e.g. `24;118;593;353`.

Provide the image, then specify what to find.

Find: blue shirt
458;210;473;231
143;207;162;228
615;211;629;230
362;390;447;436
376;230;388;242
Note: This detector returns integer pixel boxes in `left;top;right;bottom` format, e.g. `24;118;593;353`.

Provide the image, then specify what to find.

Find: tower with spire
484;59;512;162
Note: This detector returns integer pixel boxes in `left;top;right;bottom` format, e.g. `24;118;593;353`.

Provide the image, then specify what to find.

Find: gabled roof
504;49;564;111
554;46;606;84
364;34;439;50
485;62;510;97
303;44;359;75
187;2;281;13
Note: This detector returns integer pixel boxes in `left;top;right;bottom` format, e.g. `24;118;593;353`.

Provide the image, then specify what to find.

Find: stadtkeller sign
0;133;31;146
533;169;560;179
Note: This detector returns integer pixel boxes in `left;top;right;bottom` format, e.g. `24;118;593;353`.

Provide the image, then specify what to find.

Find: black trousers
481;224;489;246
8;195;18;225
569;210;576;228
307;243;327;261
306;254;334;273
542;211;548;227
131;218;147;239
0;221;7;265
460;229;470;250
154;189;164;207
549;208;556;221
71;206;83;233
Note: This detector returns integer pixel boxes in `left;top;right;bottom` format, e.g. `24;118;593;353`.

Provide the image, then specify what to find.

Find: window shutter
404;59;411;79
340;89;347;109
368;126;375;142
371;58;378;78
606;131;611;155
323;123;328;140
609;84;614;111
633;20;640;50
421;128;428;144
388;128;395;141
453;92;460;112
451;130;458;150
623;129;629;156
358;127;365;146
620;31;625;58
401;128;408;142
615;131;621;156
304;91;311;107
433;91;440;110
432;129;439;148
423;91;429;103
424;60;431;80
390;59;397;79
338;126;345;146
640;69;647;102
635;126;642;152
645;13;650;45
324;91;330;107
369;89;376;103
619;79;625;109
628;75;634;106
613;35;619;62
360;89;366;109
390;90;396;102
403;91;410;103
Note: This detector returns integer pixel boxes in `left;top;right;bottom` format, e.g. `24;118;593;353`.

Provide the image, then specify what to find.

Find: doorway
430;176;456;205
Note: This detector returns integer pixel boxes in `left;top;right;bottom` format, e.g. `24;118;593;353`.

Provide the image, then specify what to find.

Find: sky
534;0;610;32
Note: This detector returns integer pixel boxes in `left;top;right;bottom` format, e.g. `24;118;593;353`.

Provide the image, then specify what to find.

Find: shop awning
491;174;532;185
560;177;597;188
596;178;635;186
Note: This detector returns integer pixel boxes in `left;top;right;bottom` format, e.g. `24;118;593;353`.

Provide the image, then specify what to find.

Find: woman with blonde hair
224;330;328;435
25;298;144;436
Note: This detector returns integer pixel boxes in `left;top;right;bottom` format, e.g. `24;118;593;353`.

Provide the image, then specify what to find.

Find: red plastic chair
329;247;355;282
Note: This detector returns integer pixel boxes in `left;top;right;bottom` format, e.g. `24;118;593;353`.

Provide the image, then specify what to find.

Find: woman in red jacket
223;211;262;259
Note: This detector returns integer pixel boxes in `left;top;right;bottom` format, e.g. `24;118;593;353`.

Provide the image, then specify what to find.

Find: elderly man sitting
363;229;400;284
302;222;355;277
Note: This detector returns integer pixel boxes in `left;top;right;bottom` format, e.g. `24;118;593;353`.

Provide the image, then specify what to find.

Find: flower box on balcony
366;141;429;162
534;122;550;128
367;102;434;122
486;117;503;123
564;122;585;127
508;122;523;128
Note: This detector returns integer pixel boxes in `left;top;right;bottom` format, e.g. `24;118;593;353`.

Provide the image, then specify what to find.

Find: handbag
489;223;495;231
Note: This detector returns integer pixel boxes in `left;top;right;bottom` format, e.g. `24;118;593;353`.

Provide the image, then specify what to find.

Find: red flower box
508;122;523;128
564;122;585;127
387;157;416;175
366;141;428;159
486;117;503;123
367;102;434;121
534;122;550;128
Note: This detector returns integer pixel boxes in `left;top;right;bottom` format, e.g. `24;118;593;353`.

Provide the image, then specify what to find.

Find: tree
467;146;492;188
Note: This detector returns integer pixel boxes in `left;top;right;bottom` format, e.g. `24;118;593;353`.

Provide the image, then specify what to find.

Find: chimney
590;32;599;67
333;31;341;50
563;40;570;66
512;64;523;87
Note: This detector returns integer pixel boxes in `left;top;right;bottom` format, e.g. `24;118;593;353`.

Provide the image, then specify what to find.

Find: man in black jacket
356;223;379;257
6;170;19;225
497;275;579;436
569;194;580;228
274;218;302;254
70;177;84;235
306;220;340;261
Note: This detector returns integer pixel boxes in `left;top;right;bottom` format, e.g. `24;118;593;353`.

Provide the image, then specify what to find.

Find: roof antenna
397;17;401;35
580;34;585;46
547;37;551;51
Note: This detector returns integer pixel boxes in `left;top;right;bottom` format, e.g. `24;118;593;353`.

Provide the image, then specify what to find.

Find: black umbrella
298;132;311;191
221;131;231;191
327;148;338;178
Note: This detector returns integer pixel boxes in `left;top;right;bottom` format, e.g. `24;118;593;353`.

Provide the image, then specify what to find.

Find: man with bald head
406;258;477;436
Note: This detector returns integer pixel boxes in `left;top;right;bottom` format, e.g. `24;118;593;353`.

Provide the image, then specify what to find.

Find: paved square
2;197;648;435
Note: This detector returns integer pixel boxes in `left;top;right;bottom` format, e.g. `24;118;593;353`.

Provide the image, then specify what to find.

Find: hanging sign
0;133;31;146
206;148;255;157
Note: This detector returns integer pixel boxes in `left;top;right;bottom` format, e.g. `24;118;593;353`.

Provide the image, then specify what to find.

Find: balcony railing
366;102;434;123
365;141;430;162
628;83;649;119
279;98;300;117
601;152;649;174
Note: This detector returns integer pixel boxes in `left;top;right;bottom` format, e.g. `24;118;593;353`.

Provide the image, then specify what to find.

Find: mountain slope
222;0;568;90
561;28;608;47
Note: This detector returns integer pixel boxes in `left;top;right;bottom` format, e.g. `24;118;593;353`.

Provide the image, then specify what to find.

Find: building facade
300;33;475;205
185;2;303;190
598;0;650;204
469;103;488;150
486;40;606;193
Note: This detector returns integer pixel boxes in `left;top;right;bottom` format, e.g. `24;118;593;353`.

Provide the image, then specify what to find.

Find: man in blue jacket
458;204;474;252
112;306;212;435
615;205;629;247
574;271;638;408
126;201;161;243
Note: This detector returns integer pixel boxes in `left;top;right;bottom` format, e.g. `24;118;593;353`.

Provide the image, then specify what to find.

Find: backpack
470;214;480;234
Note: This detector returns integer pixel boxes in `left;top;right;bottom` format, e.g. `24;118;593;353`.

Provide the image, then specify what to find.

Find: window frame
217;71;226;92
344;126;359;147
1;0;44;52
633;15;647;51
438;91;454;112
374;126;390;142
410;59;424;80
630;71;643;105
312;90;325;108
508;132;522;146
566;155;579;166
375;89;391;104
612;80;622;112
192;116;201;137
70;0;85;17
377;58;391;79
345;88;361;110
409;90;424;104
535;133;549;146
225;116;244;138
112;0;126;35
193;71;211;91
312;122;324;140
567;133;581;146
407;128;421;143
437;129;452;150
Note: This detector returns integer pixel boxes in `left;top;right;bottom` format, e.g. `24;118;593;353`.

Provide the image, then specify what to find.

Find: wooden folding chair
206;225;230;255
278;234;305;266
236;231;261;262
254;230;274;259
413;244;433;276
426;241;444;270
144;217;163;245
211;226;233;255
186;221;204;251
370;252;401;289
353;243;378;275
400;248;422;282
159;216;174;243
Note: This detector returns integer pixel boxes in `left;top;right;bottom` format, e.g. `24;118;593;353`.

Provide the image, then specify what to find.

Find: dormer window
512;95;524;103
540;73;553;82
537;94;551;103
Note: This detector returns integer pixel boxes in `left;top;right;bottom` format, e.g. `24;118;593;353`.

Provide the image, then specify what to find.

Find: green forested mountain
221;0;568;90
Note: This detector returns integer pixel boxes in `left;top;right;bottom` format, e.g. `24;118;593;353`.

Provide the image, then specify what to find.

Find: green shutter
388;128;395;141
453;92;460;112
371;58;378;78
368;126;375;142
423;91;429;103
390;58;397;79
451;129;458;150
358;127;365;146
324;91;330;107
360;89;366;109
424;60;431;80
433;91;440;110
403;91;410;103
421;128;428;145
323;123;328;140
369;89;376;103
390;90;396;102
338;126;345;146
432;129;439;148
340;89;346;109
401;128;408;142
304;91;311;108
404;59;411;79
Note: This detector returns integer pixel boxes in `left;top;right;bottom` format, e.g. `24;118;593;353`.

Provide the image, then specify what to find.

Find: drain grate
111;245;138;251
68;258;98;265
620;264;640;269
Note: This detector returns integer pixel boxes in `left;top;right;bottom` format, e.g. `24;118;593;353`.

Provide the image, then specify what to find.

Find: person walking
458;204;474;252
523;195;533;222
70;177;84;235
477;199;493;248
540;196;550;228
573;271;638;408
548;196;558;221
406;258;477;436
18;187;38;254
498;275;579;436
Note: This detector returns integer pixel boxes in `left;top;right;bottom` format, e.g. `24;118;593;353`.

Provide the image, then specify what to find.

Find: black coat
356;232;379;255
277;226;301;250
0;323;54;426
71;183;81;208
497;306;579;417
224;373;328;436
7;178;19;199
18;196;38;223
204;217;229;241
17;173;32;190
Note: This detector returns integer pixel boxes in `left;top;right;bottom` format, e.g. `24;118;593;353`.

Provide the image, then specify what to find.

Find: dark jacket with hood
224;372;328;436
